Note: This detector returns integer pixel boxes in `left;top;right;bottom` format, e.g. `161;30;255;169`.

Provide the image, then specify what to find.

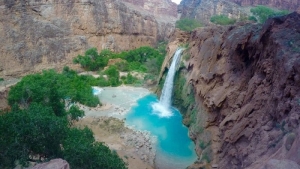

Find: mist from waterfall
152;48;183;118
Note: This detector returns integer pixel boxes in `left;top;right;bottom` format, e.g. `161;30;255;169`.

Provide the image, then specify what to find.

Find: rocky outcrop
0;0;175;77
122;0;177;18
165;12;300;168
28;159;70;169
178;0;249;24
228;0;300;12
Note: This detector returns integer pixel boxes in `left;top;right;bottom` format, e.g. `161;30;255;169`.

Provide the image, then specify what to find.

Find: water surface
126;94;197;169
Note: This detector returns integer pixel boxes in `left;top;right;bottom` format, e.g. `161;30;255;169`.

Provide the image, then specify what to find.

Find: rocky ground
74;116;155;169
73;85;155;169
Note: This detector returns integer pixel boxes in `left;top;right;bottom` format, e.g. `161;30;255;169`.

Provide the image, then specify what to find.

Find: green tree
67;105;85;121
0;103;68;168
175;18;203;31
73;48;109;71
63;127;127;169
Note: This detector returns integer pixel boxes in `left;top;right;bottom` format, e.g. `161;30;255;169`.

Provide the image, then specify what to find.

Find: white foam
151;102;173;118
92;86;103;95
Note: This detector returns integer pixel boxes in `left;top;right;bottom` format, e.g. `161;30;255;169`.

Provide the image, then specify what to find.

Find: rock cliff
178;0;249;24
122;0;177;18
0;0;176;77
166;12;300;169
228;0;300;12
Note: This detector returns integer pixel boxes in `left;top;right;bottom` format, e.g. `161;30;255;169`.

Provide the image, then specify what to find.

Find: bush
210;15;236;25
124;73;138;84
73;48;109;71
175;18;203;32
0;78;4;81
250;5;290;23
248;16;258;22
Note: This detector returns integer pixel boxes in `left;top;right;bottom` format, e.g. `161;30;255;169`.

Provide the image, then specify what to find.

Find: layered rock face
228;0;300;12
0;0;175;77
122;0;177;18
167;12;300;168
178;0;249;24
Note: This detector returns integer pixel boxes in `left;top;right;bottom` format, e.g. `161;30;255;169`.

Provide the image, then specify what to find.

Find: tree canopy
1;69;127;169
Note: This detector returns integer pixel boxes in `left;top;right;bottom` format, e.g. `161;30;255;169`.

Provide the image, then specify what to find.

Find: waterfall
152;48;183;118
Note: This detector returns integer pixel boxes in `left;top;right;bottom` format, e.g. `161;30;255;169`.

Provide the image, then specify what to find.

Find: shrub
124;73;137;84
248;16;258;22
175;18;203;32
210;15;236;25
250;5;290;23
73;48;109;71
0;78;4;82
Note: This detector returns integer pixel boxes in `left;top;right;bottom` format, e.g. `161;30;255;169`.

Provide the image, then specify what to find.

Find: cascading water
126;47;197;169
152;48;183;118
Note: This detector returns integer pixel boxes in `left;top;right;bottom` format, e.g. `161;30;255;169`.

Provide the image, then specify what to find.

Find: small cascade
152;48;183;118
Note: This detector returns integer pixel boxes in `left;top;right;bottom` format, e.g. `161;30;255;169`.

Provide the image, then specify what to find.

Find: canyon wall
0;0;176;77
122;0;177;18
228;0;300;12
166;12;300;168
178;0;249;24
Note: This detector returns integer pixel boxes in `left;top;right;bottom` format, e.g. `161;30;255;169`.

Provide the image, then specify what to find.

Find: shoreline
76;85;156;169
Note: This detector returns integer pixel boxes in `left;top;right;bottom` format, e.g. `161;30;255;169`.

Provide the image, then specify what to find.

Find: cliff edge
168;12;300;169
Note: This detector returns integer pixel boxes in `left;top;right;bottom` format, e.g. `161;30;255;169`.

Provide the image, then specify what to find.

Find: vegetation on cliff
0;70;127;169
250;5;290;23
210;15;236;25
175;18;203;31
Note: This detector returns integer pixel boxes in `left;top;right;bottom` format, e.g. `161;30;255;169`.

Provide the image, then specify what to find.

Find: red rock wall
184;12;300;168
228;0;300;12
122;0;178;17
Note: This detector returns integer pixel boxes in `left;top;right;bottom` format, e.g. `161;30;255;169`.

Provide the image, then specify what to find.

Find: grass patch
176;18;203;32
210;15;236;25
250;5;290;23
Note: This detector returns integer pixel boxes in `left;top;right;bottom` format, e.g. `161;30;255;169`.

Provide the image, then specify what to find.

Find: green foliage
8;69;100;108
175;18;203;32
67;105;85;121
73;48;109;71
250;5;290;23
248;16;258;22
63;127;127;169
210;15;236;25
0;78;3;81
1;70;127;169
74;46;165;86
104;65;121;87
0;103;68;168
115;61;130;72
124;73;137;84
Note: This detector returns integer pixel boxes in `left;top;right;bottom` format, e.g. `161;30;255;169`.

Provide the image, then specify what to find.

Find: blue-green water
126;94;197;169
